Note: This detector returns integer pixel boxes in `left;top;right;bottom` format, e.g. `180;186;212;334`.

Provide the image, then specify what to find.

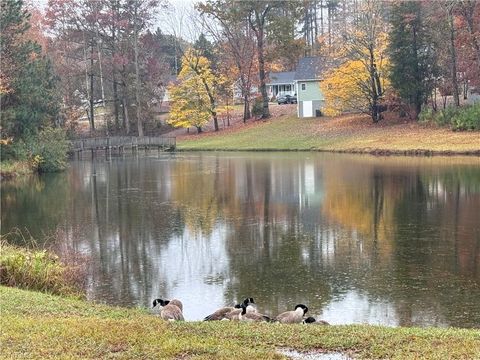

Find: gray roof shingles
294;57;325;81
266;71;296;85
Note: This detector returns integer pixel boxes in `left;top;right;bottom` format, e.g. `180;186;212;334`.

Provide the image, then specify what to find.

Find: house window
301;83;306;91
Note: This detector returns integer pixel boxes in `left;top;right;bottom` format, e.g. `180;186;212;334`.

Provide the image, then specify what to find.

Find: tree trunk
89;41;95;131
412;22;422;118
196;126;202;133
243;96;251;122
133;0;143;137
461;2;480;78
256;27;269;119
448;7;460;107
249;8;270;120
122;91;130;134
201;78;219;131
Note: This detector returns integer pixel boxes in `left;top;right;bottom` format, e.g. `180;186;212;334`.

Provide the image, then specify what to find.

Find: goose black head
234;303;242;309
304;316;316;324
242;297;255;306
152;299;170;308
295;304;308;315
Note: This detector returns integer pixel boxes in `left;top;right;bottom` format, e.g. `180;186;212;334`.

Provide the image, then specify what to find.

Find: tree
322;59;387;117
198;0;257;122
243;1;273;119
193;33;216;66
388;1;437;118
167;48;223;133
1;0;59;138
320;0;389;122
344;0;389;122
456;1;480;92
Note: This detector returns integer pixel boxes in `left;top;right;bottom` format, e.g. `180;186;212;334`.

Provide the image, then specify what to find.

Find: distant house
294;57;325;118
266;71;296;99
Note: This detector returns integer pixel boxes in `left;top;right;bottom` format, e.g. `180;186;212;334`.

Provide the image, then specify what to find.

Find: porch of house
268;84;295;98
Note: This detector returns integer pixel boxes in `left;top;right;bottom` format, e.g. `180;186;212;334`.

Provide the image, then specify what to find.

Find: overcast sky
31;0;201;41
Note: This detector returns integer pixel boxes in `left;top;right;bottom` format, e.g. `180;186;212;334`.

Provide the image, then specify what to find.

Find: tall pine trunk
448;7;460;107
89;41;95;131
256;27;269;119
133;0;143;137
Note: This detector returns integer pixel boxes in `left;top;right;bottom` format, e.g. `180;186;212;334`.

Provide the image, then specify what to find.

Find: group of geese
152;297;329;325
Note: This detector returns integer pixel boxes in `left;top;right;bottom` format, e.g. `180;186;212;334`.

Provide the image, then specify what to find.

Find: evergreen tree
194;33;217;68
1;0;59;138
388;1;437;117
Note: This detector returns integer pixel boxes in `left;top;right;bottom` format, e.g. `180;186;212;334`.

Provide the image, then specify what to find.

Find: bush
419;103;480;131
0;241;85;297
418;107;434;123
251;96;264;117
451;102;480;131
14;127;70;172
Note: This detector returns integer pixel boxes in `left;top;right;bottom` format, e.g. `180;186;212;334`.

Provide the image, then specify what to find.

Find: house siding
296;80;324;117
297;80;324;102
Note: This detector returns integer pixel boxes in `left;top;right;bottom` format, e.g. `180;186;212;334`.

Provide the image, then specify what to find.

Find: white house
266;71;296;99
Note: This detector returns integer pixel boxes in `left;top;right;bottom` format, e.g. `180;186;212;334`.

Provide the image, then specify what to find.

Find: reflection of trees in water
320;160;480;327
391;171;480;328
2;153;479;326
62;157;186;307
1;173;69;242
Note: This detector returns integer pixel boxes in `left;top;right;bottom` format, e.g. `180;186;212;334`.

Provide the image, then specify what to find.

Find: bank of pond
1;241;479;359
1;286;479;359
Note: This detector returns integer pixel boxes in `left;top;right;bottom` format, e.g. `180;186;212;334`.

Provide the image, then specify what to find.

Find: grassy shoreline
177;113;480;155
1;286;479;359
0;160;35;180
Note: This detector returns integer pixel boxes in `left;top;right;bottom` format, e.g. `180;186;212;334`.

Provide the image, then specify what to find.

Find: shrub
437;106;460;126
451;102;480;131
418;107;434;123
251;96;264;117
14;127;70;172
0;240;85;297
418;103;480;131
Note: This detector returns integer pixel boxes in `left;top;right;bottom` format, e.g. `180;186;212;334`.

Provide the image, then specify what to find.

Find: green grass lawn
1;286;479;359
177;114;480;154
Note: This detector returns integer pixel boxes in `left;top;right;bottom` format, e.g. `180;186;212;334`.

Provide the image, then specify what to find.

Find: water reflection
1;153;479;327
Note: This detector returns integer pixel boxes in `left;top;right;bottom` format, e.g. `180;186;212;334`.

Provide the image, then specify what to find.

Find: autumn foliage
167;49;224;133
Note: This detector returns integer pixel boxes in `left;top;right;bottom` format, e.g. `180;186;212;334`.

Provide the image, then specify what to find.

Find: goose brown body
275;304;308;324
204;298;255;321
152;298;184;321
204;306;237;321
238;304;271;322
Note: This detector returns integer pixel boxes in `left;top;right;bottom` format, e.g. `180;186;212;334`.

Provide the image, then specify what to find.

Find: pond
1;152;479;328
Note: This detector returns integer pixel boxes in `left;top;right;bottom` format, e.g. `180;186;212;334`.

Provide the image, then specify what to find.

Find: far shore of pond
176;112;480;155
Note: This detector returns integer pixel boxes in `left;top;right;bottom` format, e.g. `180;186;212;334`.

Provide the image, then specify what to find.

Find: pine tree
388;1;437;118
1;0;59;138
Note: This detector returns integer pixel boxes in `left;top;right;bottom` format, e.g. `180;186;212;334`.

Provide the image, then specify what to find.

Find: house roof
266;71;296;85
294;57;326;81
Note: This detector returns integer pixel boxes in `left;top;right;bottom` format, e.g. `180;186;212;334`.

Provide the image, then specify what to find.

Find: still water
1;152;479;328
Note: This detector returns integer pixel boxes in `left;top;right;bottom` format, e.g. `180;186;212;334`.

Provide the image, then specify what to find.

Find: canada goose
204;297;255;321
204;304;241;321
152;298;184;321
238;303;271;322
303;316;330;325
275;304;308;324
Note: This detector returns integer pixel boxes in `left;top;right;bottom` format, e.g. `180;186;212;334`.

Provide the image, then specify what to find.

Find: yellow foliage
167;48;224;131
321;56;390;116
321;60;367;116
